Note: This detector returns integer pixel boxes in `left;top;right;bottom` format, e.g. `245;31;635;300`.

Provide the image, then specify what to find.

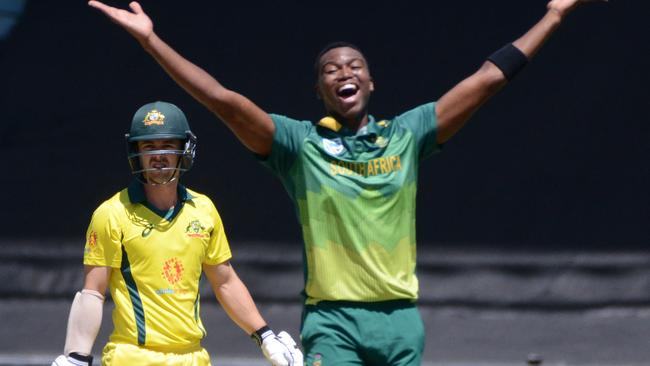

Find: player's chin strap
62;289;105;364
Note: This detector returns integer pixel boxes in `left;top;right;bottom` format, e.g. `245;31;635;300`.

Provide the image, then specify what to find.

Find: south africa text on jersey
329;155;402;177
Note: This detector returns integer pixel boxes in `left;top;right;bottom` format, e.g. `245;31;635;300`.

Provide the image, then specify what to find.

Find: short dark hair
314;41;368;79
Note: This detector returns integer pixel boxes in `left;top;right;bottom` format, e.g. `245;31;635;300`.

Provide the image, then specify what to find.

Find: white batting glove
276;331;303;366
253;327;303;366
51;353;93;366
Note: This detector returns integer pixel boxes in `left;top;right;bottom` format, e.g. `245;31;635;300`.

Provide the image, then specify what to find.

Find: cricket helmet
125;101;197;185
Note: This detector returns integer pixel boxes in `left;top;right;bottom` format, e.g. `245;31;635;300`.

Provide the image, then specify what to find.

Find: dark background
0;0;647;250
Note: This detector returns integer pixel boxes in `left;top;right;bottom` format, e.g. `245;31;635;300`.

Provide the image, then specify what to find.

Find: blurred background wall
0;0;648;304
1;1;647;249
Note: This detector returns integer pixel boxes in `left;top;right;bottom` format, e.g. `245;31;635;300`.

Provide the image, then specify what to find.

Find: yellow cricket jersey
83;181;231;351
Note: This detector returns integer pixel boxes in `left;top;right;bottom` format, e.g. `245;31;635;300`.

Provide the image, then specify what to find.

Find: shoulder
185;188;226;227
185;188;219;212
393;102;436;124
270;113;315;135
92;189;128;219
185;187;209;202
88;189;130;232
269;113;313;126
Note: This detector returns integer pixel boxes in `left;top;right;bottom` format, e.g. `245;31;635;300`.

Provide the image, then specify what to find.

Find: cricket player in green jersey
89;0;606;364
52;101;302;366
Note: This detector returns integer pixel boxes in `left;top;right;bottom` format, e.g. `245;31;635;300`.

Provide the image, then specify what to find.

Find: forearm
141;33;228;112
139;33;274;154
436;7;567;143
213;272;267;335
63;289;104;356
513;10;563;59
88;1;274;154
435;62;506;143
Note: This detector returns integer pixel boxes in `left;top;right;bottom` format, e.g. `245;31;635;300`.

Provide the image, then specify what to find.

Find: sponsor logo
157;257;189;295
155;288;175;295
143;109;165;126
161;257;184;285
185;220;208;238
377;120;390;128
322;138;345;156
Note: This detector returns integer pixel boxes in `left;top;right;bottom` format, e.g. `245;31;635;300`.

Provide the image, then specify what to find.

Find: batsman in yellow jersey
52;101;302;366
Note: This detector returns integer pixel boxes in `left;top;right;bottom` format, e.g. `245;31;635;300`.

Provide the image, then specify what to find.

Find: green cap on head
127;101;190;142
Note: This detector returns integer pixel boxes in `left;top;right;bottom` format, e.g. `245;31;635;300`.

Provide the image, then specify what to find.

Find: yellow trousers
102;342;211;366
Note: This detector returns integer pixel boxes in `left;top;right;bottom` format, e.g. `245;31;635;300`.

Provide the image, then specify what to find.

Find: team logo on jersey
143;109;165;126
185;220;208;238
312;354;322;366
322;138;345;156
375;136;389;148
161;257;184;285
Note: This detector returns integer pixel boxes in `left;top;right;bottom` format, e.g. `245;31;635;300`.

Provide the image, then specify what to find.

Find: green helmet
125;101;197;185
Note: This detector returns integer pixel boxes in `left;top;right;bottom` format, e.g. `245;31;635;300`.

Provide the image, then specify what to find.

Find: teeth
338;84;357;93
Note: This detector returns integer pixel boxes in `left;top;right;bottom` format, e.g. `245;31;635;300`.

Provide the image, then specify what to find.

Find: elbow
478;62;508;93
206;86;232;106
205;88;239;121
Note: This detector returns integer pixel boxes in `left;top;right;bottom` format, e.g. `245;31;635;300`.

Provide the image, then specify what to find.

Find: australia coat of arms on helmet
143;109;165;126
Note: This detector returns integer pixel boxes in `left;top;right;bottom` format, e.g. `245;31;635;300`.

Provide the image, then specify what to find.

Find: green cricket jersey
262;103;439;304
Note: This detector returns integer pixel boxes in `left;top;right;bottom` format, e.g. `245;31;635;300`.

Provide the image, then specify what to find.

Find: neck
143;182;178;211
329;110;369;132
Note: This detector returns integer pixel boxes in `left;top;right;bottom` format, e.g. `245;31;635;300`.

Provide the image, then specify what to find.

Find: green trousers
301;300;425;366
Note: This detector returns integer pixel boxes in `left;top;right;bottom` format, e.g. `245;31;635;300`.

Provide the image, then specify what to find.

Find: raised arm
434;0;606;144
88;1;274;155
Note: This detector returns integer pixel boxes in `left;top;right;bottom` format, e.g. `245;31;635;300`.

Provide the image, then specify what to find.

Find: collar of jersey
317;115;380;137
127;180;194;205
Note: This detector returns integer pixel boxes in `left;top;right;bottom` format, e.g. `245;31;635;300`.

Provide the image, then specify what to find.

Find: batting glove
52;353;93;366
252;326;303;366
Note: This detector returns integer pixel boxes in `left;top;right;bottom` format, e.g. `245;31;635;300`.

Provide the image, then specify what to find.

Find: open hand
88;1;153;43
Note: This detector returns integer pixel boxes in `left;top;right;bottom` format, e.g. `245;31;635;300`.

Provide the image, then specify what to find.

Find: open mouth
337;83;359;100
152;163;168;171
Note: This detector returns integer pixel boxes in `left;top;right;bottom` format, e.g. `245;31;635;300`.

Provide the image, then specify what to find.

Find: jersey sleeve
203;200;232;265
393;102;441;160
258;113;312;175
83;202;123;268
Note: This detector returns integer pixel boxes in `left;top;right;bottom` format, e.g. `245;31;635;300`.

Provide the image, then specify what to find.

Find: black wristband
251;325;273;346
68;352;93;365
487;43;529;81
